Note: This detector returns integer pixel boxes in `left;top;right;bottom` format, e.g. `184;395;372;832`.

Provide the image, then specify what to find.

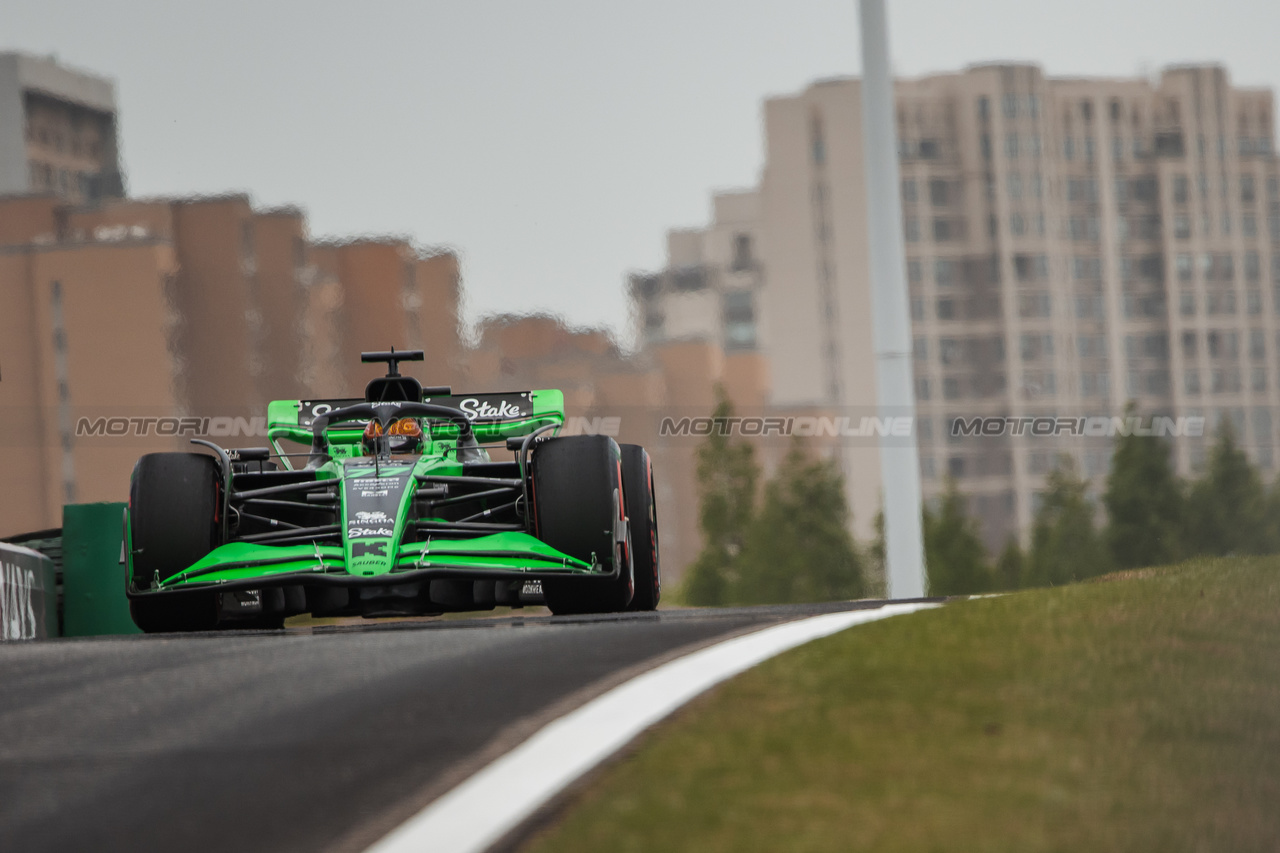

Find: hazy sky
7;1;1280;339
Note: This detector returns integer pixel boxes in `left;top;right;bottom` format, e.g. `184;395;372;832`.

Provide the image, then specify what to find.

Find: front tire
128;453;222;632
532;436;633;614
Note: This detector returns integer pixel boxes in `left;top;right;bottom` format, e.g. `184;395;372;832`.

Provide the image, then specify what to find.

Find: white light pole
859;0;927;598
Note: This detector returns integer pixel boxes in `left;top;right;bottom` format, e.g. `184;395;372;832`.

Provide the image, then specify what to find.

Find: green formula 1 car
124;349;660;632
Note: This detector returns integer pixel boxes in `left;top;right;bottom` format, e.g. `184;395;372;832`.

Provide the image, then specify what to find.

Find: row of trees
929;404;1280;595
684;395;1280;605
682;395;866;606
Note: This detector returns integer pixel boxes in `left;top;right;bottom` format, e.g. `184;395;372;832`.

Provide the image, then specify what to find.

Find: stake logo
458;397;524;420
347;527;394;538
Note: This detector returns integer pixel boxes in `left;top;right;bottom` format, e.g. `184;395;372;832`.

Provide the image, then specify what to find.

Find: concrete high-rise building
632;190;765;354
0;195;181;533
0;52;124;203
633;62;1280;553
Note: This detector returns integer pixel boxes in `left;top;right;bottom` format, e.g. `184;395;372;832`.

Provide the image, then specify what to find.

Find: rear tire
532;436;633;615
128;453;222;632
621;445;660;611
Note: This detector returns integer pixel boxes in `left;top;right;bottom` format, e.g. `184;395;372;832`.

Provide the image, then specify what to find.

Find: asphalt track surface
0;600;901;853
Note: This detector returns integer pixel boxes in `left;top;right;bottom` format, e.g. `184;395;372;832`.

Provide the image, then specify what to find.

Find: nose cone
341;462;414;576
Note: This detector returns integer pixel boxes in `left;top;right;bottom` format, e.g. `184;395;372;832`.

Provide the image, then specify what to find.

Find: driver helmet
362;417;424;456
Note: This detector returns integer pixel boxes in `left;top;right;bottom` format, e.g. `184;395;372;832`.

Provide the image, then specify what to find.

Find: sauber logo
459;398;524;421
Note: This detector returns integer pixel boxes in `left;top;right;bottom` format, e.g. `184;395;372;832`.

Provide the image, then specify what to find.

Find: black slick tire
128;452;222;632
532;435;633;614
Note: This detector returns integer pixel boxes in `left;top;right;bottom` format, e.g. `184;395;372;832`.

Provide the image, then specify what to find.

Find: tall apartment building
633;190;765;353
0;195;181;530
633;62;1280;552
0;52;124;203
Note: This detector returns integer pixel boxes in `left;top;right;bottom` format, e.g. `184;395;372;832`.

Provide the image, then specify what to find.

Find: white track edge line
365;601;939;853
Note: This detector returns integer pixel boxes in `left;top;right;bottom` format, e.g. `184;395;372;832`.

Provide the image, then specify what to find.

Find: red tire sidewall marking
646;454;659;596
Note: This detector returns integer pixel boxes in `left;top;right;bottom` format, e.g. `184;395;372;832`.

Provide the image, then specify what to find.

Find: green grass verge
523;559;1280;852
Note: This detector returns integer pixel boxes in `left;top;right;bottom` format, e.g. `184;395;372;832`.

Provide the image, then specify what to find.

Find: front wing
125;532;617;617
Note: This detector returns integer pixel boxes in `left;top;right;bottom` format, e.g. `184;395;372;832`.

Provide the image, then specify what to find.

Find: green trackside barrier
62;502;139;637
